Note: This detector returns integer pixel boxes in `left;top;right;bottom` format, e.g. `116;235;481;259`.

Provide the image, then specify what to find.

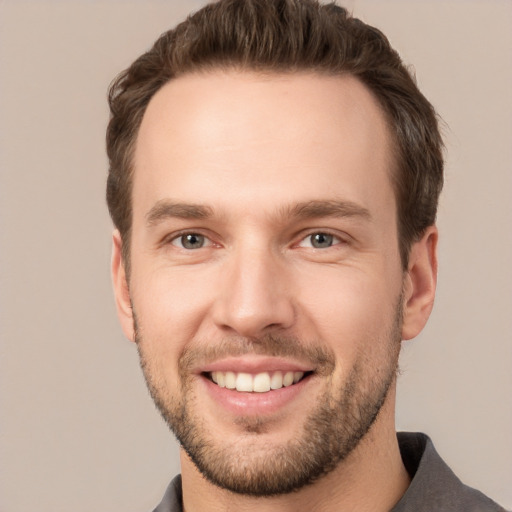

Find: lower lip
201;374;313;416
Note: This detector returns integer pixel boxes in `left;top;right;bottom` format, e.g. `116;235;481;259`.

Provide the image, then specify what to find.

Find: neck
180;386;409;512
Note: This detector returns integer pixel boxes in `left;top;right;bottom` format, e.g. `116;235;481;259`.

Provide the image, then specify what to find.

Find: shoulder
152;474;183;512
150;435;508;512
392;432;508;512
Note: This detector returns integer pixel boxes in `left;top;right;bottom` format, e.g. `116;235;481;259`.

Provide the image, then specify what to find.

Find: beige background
0;1;511;510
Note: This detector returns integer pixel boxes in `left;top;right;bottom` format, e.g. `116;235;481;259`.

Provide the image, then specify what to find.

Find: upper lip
197;356;314;375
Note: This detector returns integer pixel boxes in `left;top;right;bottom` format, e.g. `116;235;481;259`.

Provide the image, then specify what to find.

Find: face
112;71;435;495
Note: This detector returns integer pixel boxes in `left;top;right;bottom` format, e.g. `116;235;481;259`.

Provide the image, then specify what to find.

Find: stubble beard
135;303;402;497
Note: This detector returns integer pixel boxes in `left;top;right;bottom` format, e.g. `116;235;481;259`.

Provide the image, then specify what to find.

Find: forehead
133;70;395;222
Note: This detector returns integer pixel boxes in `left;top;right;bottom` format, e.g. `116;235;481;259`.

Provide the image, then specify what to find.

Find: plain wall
0;1;510;510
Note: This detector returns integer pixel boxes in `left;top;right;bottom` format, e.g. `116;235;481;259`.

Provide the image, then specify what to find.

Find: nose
211;245;296;338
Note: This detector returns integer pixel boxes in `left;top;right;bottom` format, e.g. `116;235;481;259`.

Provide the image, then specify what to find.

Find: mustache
178;333;336;376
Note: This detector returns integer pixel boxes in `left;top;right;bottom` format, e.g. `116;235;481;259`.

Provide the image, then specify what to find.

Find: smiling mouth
205;370;312;393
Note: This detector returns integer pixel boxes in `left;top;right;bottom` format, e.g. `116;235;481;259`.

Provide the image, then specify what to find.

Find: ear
401;226;438;340
111;230;135;342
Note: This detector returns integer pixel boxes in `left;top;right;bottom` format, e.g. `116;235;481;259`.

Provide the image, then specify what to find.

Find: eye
299;232;339;249
171;233;209;250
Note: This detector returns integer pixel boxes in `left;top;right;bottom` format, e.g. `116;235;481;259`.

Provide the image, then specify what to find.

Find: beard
134;300;402;497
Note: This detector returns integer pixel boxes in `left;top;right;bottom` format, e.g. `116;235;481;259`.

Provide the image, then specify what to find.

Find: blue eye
310;233;334;248
298;232;339;249
172;233;207;249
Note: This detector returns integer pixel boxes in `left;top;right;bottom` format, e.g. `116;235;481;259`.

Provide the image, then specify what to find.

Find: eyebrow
145;198;372;227
284;200;372;222
146;200;213;226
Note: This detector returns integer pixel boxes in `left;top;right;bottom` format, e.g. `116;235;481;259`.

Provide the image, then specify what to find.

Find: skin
112;70;438;512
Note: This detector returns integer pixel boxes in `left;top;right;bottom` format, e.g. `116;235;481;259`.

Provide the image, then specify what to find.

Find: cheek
296;265;400;352
132;262;213;327
130;267;215;383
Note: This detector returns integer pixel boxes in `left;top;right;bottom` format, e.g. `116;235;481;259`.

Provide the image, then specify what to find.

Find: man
106;1;506;510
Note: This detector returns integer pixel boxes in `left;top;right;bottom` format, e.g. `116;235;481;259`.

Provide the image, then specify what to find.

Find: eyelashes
166;230;347;251
171;233;211;250
297;232;343;249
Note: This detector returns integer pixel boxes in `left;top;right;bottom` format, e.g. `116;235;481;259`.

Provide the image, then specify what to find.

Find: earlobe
401;226;438;341
111;230;135;342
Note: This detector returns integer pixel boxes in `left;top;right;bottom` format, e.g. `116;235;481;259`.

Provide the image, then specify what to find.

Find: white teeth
283;371;294;387
253;373;271;393
225;371;236;389
270;372;283;389
209;370;306;393
235;373;253;392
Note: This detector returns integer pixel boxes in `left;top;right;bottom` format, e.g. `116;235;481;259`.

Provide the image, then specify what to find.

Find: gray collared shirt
152;432;507;511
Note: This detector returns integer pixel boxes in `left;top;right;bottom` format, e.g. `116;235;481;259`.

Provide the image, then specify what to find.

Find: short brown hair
106;0;443;270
